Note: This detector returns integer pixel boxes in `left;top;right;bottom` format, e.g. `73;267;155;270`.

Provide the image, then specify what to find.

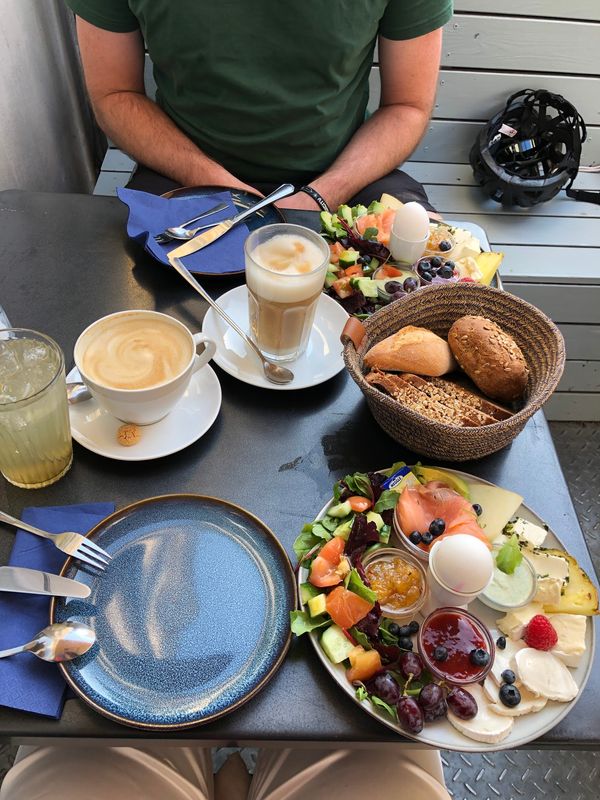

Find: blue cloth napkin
118;187;249;275
0;503;114;718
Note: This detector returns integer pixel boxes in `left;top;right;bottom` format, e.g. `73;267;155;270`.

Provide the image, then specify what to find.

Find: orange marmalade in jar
363;548;427;620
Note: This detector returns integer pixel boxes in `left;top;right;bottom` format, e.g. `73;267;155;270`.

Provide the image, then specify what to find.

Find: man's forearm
310;103;429;209
94;90;254;190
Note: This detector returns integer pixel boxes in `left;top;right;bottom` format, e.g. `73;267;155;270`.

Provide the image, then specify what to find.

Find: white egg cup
422;537;494;616
389;230;428;265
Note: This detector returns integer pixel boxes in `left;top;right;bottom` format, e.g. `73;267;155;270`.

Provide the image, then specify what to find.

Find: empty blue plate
52;495;295;729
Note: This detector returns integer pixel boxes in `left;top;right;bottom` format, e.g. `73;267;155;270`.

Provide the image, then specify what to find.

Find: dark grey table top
0;189;597;747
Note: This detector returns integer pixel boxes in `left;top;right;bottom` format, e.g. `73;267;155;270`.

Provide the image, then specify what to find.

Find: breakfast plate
67;366;221;461
51;495;296;729
295;466;596;751
202;285;348;390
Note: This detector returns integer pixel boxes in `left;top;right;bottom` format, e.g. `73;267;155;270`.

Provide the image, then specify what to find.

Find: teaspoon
168;255;294;385
0;622;96;662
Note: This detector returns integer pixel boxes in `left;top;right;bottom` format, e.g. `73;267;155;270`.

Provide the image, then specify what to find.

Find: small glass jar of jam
362;547;427;620
418;607;495;685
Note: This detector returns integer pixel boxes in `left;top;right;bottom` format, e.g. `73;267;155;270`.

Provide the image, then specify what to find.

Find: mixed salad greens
291;463;435;727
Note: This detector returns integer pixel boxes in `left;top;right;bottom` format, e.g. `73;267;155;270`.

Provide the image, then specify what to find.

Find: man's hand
304;29;444;209
75;18;253;190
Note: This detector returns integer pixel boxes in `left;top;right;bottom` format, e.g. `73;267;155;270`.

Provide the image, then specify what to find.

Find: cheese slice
467;483;523;543
504;517;549;548
534;577;563;607
496;603;544;641
548;613;587;668
483;676;547;717
489;638;526;686
526;550;570;584
447;683;514;744
514;648;579;702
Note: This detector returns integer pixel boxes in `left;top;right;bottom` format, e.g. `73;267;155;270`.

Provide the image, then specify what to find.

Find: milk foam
81;317;191;389
246;234;327;303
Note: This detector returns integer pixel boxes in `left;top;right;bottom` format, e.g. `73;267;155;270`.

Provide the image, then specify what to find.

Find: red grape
447;687;478;720
369;672;400;705
397;696;424;734
399;652;423;680
417;683;444;711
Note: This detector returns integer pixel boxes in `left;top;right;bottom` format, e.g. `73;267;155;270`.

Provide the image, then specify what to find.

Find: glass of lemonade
244;223;330;362
0;329;73;488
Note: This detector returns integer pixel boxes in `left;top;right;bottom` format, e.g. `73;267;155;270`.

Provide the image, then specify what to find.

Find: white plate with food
292;464;597;751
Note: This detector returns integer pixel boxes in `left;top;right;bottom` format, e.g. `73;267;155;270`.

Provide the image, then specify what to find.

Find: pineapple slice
542;548;599;615
476;251;504;285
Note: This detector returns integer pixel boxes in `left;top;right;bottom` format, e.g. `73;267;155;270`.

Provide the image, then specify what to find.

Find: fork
0;510;112;571
154;201;228;244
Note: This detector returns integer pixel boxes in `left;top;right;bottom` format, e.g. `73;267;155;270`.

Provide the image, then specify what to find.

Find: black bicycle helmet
469;89;587;207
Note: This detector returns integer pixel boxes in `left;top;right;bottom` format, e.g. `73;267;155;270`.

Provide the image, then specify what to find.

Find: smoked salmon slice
355;210;396;245
397;482;489;552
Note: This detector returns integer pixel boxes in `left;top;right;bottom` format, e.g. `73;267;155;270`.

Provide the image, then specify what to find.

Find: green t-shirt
66;0;452;183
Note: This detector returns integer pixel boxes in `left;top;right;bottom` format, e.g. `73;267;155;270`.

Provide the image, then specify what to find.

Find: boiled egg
430;534;494;594
392;201;430;242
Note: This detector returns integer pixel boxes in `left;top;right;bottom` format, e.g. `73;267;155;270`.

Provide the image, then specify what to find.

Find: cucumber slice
321;624;355;664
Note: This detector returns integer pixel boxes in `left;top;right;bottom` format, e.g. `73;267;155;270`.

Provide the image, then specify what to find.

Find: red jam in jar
419;609;492;683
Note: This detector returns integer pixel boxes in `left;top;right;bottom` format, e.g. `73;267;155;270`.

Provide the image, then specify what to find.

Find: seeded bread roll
448;316;528;402
363;325;456;376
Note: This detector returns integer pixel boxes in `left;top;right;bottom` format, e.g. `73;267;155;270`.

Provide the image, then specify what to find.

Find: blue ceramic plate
51;495;295;729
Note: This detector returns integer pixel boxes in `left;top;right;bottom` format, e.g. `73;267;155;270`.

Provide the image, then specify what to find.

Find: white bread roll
364;325;456;376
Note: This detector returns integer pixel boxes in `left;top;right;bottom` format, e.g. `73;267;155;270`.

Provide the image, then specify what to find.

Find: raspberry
523;614;558;651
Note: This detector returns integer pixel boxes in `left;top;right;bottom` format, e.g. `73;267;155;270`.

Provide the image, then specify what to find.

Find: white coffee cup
74;310;216;425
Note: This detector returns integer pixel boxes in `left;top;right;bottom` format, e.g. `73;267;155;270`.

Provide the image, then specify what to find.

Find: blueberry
439;266;455;279
430;256;443;268
444;260;455;268
496;636;507;650
417;259;432;275
388;622;401;637
409;530;422;545
396;624;412;638
408;620;420;635
439;239;452;252
499;684;521;708
398;636;413;651
501;669;516;685
470;648;490;667
421;531;434;545
429;518;446;537
384;280;402;294
403;277;420;293
420;271;434;283
472;503;483;516
433;646;448;662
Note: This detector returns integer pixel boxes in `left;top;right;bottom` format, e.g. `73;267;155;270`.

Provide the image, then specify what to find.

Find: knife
168;183;295;260
0;566;91;598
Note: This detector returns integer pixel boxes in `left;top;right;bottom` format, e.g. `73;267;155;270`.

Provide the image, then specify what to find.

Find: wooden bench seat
92;1;600;419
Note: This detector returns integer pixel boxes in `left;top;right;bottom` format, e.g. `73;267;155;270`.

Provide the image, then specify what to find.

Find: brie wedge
483;676;547;717
514;648;579;702
548;613;587;668
496;603;544;640
447;683;514;744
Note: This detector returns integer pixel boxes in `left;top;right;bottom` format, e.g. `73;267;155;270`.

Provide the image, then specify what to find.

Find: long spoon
168;255;294;385
0;622;96;662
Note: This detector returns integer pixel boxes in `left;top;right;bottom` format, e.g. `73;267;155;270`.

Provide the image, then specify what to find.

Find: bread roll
364;325;456;376
448;316;528;402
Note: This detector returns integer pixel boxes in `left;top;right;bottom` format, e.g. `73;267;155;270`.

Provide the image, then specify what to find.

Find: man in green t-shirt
66;1;452;210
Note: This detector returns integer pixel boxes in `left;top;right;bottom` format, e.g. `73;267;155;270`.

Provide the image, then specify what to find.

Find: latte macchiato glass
74;310;216;425
0;329;72;488
244;224;330;362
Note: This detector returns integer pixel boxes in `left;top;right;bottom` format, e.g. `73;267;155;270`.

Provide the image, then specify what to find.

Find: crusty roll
448;315;528;402
363;325;456;376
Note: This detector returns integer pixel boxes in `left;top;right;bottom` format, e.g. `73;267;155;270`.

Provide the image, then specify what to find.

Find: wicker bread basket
342;283;565;461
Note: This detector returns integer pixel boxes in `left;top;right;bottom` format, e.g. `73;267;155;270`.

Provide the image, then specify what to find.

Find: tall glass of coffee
0;329;72;488
245;224;330;362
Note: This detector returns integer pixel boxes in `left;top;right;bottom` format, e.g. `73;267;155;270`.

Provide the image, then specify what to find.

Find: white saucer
66;366;222;461
202;286;348;390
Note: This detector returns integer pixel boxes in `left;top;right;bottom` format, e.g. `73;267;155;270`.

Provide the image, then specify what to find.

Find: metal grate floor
1;423;598;790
